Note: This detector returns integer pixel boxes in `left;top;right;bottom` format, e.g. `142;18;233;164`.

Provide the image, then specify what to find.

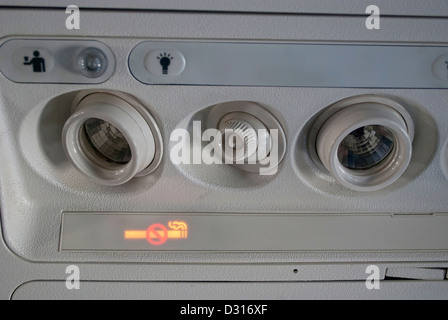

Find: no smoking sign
124;221;189;246
146;224;168;246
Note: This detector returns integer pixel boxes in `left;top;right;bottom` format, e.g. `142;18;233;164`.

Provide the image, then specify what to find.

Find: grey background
1;2;448;299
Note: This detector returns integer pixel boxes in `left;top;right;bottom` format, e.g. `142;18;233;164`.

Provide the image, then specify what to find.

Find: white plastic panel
2;0;448;17
1;5;448;301
12;281;448;300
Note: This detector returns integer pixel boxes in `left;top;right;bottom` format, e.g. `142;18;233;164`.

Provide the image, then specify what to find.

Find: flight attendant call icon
124;221;188;246
23;50;46;72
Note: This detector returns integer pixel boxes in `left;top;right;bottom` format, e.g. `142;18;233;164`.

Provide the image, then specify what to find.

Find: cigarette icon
125;221;188;245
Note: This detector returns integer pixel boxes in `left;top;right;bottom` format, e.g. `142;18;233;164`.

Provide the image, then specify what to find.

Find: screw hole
293;269;298;274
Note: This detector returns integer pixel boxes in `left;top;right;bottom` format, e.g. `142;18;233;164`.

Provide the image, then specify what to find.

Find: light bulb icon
157;52;173;74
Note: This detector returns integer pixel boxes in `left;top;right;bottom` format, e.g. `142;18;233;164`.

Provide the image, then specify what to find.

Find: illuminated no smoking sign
146;224;168;246
124;221;189;246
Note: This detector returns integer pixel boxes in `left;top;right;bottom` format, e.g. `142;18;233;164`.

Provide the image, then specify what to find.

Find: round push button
77;47;108;78
144;50;186;76
432;55;448;81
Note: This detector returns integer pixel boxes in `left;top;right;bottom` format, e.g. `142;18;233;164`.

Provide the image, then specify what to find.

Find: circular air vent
62;90;163;186
313;95;414;192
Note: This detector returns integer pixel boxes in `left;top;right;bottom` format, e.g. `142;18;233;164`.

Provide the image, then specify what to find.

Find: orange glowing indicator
124;221;188;246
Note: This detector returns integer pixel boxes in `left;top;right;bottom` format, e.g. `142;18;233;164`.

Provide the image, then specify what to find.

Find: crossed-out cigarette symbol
124;221;188;246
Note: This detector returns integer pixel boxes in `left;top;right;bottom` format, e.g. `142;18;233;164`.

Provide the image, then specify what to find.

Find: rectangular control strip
60;212;448;252
0;39;115;84
129;41;448;88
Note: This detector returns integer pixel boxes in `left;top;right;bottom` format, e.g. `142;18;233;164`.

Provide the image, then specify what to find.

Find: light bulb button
144;50;186;76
